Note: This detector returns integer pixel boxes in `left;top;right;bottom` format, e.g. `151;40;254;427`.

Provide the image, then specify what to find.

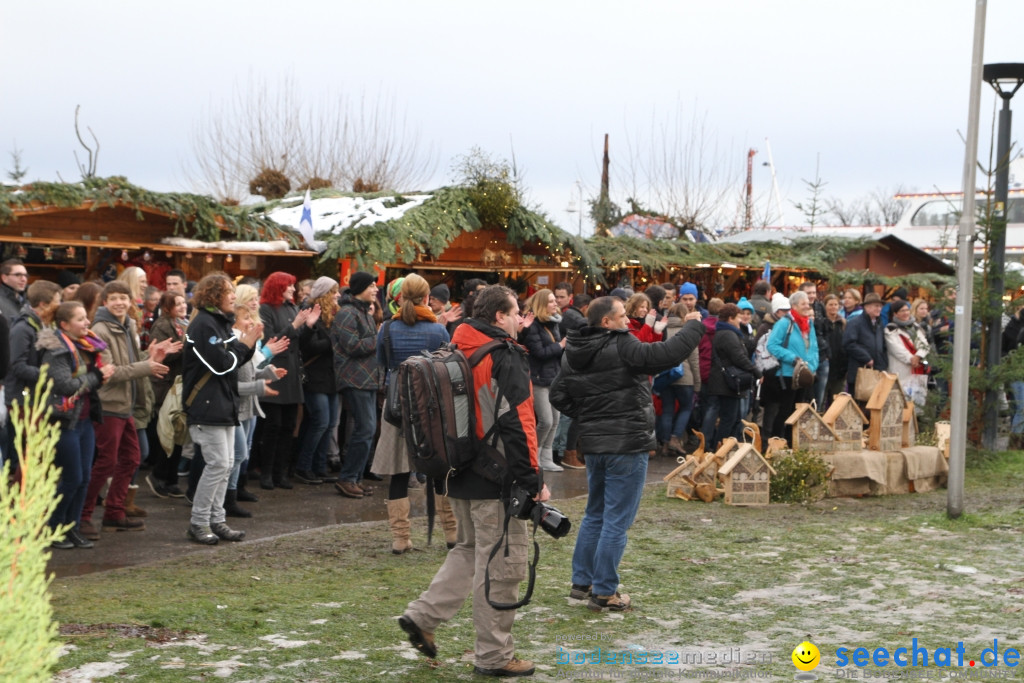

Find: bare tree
623;106;742;235
826;184;906;226
186;75;436;202
73;105;100;179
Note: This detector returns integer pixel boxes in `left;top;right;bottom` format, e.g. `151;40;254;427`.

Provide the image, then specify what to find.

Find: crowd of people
0;256;1000;677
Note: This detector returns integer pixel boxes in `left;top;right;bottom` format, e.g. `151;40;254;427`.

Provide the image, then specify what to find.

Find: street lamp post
981;63;1024;451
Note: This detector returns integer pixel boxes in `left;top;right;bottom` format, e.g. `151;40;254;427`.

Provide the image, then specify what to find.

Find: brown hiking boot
588;592;632;612
398;615;436;658
334;481;364;499
569;583;592;600
473;657;536;677
79;520;100;541
102;516;145;532
124;485;148;518
561;450;585;469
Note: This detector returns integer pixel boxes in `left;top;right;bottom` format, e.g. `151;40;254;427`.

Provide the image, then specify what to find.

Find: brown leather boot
437;495;458;549
387;497;413;554
561;450;585;469
124;485;148;518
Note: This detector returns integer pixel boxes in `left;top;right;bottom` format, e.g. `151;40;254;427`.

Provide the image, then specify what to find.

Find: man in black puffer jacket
550;296;704;612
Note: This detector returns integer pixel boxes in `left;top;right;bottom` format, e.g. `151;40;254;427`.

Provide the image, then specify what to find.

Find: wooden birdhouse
902;404;918;448
866;372;907;452
822;393;868;450
663;455;700;500
784;403;837;452
691;453;723;502
713;437;741;463
718;443;775;506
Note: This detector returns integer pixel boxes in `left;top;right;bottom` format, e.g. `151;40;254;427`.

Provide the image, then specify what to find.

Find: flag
762;260;771;283
297;189;315;248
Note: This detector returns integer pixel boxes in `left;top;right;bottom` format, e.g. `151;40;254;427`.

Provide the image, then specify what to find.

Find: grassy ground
51;452;1024;681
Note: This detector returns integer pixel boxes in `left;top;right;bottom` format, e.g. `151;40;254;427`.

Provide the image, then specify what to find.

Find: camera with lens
508;486;572;539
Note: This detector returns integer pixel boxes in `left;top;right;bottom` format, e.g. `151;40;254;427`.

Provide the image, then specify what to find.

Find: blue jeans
656;384;695;442
571;453;648;597
51;418;96;529
297;391;339;473
340;388;377;484
553;412;572;452
700;394;721;448
1011;381;1024;434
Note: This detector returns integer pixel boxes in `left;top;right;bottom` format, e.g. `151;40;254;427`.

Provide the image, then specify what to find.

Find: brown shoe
588;592;632;612
124;486;148;518
474;657;535;677
79;520;100;541
102;516;145;532
398;615;437;658
561;450;585;469
334;481;364;499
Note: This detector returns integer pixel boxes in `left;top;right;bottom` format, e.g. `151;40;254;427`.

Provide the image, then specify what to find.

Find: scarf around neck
790;308;811;335
391;305;437;323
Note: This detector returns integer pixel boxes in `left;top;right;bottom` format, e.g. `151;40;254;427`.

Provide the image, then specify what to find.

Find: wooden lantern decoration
718;443;776;506
822;393;868;450
865;372;907;452
784;403;837;452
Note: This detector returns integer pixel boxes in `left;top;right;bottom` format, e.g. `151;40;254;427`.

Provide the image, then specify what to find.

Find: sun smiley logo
792;640;820;680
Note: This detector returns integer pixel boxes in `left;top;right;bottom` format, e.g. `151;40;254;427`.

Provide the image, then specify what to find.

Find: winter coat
182;307;254;426
558;306;587;337
708;321;761;397
260;302;304;404
331;293;383;392
550;319;705;455
664;315;701;391
445;318;540;501
697;315;718;383
750;294;771;326
237;344;276;423
627;316;662;344
35;328;104;425
767;317;819;379
885;322;930;389
0;283;24;324
822;316;848;384
148;314;185;408
92;307;154;419
376;318;450;375
521;318;563;387
299;315;337;395
6;308;45;406
843;312;889;385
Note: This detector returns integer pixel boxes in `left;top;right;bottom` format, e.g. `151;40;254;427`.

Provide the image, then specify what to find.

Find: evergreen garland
0;177;302;248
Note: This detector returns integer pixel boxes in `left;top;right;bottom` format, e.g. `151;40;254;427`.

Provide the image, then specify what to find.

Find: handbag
652;363;684;392
714;346;755;393
854;366;883;402
380;321;403;427
753;333;779;373
792;356;815;390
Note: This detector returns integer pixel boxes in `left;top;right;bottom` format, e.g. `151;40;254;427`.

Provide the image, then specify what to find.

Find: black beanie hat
348;271;376;296
430;283;451;304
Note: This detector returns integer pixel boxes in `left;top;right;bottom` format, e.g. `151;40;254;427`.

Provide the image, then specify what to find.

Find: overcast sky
3;1;1024;236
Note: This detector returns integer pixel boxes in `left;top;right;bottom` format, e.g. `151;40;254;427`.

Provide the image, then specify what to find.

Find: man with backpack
399;285;549;678
550;296;704;613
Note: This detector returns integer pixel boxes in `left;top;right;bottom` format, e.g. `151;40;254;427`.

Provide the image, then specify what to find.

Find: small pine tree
0;371;68;681
6;146;28;184
792;157;828;228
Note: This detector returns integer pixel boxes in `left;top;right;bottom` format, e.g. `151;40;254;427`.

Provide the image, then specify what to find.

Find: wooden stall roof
1;177;314;257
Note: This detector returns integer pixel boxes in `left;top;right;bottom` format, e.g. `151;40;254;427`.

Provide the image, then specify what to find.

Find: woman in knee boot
372;275;450;553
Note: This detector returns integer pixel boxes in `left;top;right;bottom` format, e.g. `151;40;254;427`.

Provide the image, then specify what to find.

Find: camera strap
483;509;540;611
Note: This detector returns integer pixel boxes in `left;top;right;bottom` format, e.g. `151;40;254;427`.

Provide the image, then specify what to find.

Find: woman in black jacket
521;289;566;471
295;277;340;484
705;303;762;449
822;294;848;404
182;274;260;545
257;271;317;490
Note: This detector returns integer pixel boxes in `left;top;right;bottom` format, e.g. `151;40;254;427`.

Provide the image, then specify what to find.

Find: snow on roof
267;194;432;237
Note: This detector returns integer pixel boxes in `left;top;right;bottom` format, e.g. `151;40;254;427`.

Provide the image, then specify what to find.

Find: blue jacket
377;317;450;378
842;312;889;385
766;317;819;379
